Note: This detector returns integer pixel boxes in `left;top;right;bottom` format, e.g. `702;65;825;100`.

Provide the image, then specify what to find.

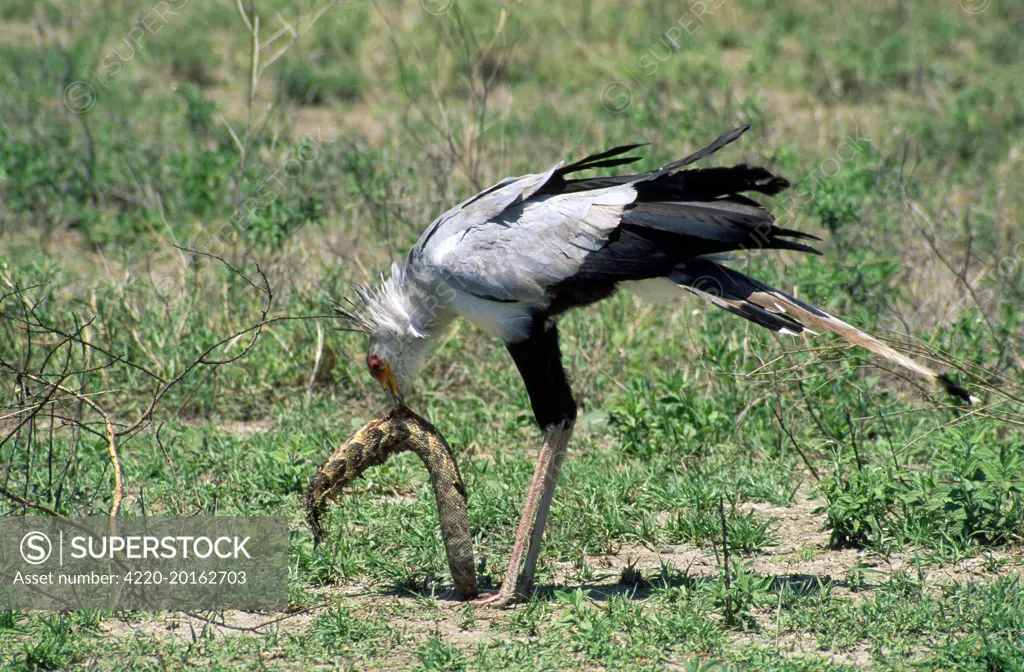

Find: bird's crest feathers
333;263;425;340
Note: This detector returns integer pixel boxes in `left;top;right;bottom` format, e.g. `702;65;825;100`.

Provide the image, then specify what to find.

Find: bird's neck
383;263;457;340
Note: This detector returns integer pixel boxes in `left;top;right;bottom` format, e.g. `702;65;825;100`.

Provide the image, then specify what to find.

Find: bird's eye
367;353;384;375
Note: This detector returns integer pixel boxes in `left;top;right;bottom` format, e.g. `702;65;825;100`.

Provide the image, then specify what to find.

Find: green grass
1;0;1022;669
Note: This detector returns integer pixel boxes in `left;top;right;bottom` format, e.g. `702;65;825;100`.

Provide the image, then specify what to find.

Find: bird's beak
379;364;403;406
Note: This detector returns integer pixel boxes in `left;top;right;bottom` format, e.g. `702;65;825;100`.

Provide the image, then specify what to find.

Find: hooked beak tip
381;365;403;407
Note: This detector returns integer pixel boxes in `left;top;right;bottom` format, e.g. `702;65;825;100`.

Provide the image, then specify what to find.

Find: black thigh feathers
505;320;577;430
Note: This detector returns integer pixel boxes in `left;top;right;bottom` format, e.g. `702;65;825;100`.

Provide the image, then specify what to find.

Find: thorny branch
0;251;339;528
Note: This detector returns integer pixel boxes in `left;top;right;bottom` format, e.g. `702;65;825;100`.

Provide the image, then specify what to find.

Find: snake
305;405;477;599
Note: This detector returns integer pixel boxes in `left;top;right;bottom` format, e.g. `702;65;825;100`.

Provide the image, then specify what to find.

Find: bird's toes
470;589;518;608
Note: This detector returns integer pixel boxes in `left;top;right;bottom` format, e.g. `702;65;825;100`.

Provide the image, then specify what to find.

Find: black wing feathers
545;125;819;276
642;165;791;200
647;123;754;176
555;143;647;178
538;125;972;404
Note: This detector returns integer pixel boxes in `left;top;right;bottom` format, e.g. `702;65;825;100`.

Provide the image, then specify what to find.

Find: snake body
305;406;477;599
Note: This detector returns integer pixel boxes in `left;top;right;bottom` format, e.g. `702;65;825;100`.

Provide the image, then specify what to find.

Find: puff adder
305;406;477;599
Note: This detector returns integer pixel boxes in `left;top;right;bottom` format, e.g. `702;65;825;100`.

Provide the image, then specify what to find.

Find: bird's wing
411;164;563;256
407;125;778;304
414;183;639;303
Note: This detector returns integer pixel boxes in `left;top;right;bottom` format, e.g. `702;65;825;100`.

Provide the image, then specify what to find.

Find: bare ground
97;484;1022;668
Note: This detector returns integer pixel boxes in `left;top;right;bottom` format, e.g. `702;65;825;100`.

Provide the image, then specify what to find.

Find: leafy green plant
176;83;220;141
817;462;898;549
20;615;77;671
608;371;732;459
414;636;468;672
670;505;777;554
710;561;771;630
903;438;1024;547
242;192;326;248
0;611;20;630
818;431;1024;551
313;606;382;647
279;61;365;105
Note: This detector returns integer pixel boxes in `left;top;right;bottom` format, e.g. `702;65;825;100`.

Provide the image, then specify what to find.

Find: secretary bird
336;124;971;606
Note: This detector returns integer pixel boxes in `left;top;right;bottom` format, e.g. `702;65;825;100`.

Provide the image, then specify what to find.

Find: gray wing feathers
412;163;564;255
423;184;637;302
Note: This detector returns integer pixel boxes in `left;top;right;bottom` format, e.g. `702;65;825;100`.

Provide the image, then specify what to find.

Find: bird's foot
470;576;533;608
470;590;517;608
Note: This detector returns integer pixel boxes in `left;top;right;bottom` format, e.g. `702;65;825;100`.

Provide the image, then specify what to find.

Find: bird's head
365;332;425;406
335;265;431;407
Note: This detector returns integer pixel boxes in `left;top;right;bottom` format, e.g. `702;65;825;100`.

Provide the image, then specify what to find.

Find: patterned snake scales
305;405;477;599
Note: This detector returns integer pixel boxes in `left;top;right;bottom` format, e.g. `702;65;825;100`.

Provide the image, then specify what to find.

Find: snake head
305;473;331;546
306;462;352;545
305;408;406;546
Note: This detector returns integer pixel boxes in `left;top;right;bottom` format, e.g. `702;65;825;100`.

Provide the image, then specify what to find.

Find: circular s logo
600;81;633;114
958;0;990;14
421;0;455;15
62;81;97;114
20;532;52;565
689;276;724;298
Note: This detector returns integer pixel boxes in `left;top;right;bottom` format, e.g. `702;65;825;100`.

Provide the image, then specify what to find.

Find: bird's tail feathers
668;259;974;404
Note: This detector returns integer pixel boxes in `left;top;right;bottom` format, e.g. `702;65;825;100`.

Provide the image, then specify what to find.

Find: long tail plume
670;259;975;404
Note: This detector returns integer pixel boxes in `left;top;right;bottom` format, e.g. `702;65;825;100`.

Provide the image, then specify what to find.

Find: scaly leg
474;420;574;607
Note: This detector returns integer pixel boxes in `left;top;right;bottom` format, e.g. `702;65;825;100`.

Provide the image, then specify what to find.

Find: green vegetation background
1;0;1022;669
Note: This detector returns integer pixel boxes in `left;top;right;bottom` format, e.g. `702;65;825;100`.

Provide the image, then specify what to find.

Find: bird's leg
477;322;576;607
474;419;574;607
519;419;574;595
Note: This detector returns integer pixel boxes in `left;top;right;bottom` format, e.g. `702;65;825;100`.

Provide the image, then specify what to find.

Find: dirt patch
720;48;754;72
101;585;495;659
743;488;1022;589
216;419;275;436
540;486;1022;600
204;79;390;147
101;608;318;645
730;631;877;668
740;489;860;581
0;20;68;47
